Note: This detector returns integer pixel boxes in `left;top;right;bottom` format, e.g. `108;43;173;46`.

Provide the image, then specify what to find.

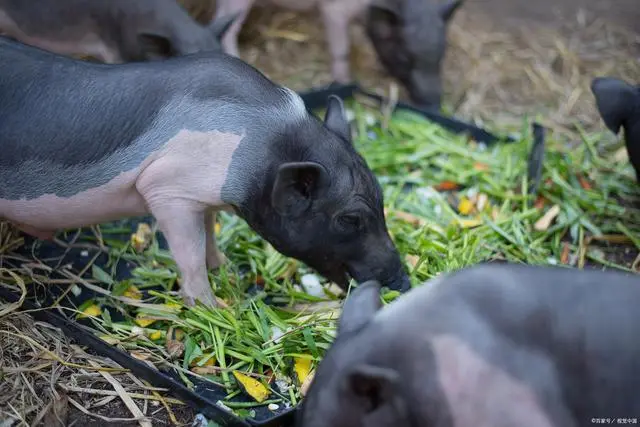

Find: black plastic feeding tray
0;82;533;427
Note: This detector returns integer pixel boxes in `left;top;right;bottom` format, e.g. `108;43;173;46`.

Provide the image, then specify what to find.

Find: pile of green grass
70;100;640;418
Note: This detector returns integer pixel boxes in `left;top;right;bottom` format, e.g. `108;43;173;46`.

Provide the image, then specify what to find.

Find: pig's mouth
408;91;442;112
328;265;351;289
314;262;411;293
312;263;351;290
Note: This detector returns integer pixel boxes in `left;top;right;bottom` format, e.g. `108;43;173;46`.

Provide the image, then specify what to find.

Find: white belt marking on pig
431;335;554;427
0;129;242;231
136;129;244;208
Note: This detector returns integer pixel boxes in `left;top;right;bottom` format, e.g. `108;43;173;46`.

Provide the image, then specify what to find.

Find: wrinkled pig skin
214;0;463;110
0;36;410;308
591;77;640;182
0;0;237;63
299;263;640;427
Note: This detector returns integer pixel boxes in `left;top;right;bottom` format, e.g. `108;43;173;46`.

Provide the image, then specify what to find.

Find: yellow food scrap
191;355;216;367
123;285;142;300
149;331;163;340
457;197;474;215
458;219;483;229
215;222;221;234
233;371;270;403
293;357;312;385
79;304;101;319
130;223;153;253
134;314;156;328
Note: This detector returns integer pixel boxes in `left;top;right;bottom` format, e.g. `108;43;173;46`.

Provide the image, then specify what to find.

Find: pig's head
591;77;640;180
297;280;412;427
365;0;463;110
137;13;237;60
591;77;640;135
238;95;411;293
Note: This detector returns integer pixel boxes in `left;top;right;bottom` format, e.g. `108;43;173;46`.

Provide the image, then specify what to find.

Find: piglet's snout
349;237;410;292
408;72;443;110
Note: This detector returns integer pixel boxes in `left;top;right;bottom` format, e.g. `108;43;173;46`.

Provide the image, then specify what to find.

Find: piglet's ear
367;3;402;39
138;33;174;59
324;95;352;143
343;364;404;414
271;162;330;218
209;12;239;41
440;0;464;22
590;77;636;135
338;281;382;336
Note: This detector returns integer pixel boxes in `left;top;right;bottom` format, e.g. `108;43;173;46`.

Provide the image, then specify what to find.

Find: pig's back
0;37;174;199
403;264;640;419
0;36;303;202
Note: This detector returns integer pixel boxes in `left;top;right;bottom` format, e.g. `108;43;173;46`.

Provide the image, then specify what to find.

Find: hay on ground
0;240;194;427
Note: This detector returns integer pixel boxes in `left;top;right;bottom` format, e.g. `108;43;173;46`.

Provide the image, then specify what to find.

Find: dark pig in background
299;263;640;427
0;0;237;63
0;37;410;308
365;0;463;109
591;77;640;182
214;0;463;110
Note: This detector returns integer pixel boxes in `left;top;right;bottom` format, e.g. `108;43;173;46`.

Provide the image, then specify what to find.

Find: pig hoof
181;288;218;308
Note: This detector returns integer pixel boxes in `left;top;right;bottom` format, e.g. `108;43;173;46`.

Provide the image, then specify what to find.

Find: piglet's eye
338;214;361;230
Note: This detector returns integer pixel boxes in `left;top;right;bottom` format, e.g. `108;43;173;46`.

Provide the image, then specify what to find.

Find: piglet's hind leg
149;204;217;307
320;4;352;83
205;209;228;270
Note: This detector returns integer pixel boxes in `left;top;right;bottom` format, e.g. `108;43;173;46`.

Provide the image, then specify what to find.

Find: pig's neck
159;87;309;210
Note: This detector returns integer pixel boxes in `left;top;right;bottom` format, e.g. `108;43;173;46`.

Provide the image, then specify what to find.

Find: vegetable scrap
78;303;102;319
233;371;270;403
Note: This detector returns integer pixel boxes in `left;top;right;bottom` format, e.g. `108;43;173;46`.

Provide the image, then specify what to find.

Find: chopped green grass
25;101;640;418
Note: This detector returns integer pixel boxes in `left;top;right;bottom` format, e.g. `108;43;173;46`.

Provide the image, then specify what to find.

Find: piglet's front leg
149;203;217;307
215;0;255;57
320;4;353;84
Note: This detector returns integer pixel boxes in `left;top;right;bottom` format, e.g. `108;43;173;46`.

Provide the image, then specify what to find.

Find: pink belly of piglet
0;169;148;234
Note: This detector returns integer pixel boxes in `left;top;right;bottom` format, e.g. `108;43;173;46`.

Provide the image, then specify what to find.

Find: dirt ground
1;1;639;426
215;0;639;132
465;0;638;34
